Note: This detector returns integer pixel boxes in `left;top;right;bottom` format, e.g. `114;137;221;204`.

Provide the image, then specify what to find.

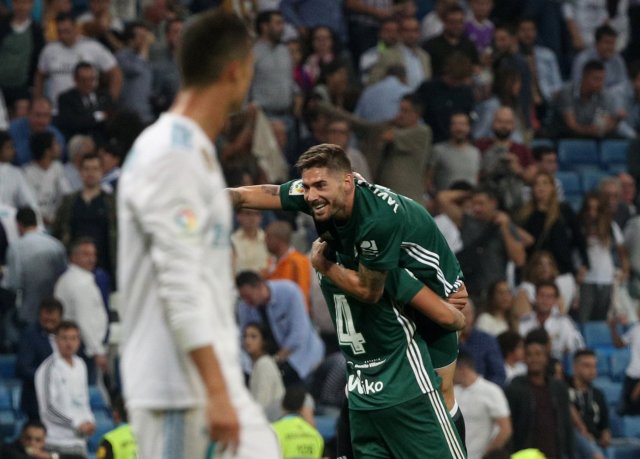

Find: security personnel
272;387;324;459
96;396;137;459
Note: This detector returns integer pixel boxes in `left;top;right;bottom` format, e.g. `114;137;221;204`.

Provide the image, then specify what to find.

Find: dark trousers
621;375;640;415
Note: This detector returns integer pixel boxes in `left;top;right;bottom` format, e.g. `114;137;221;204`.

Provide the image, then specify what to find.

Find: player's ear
344;172;354;191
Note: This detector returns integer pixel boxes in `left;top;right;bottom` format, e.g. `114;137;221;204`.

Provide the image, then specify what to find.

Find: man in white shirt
0;130;38;211
231;208;270;274
54;238;108;383
454;351;512;459
117;10;279;459
35;320;95;456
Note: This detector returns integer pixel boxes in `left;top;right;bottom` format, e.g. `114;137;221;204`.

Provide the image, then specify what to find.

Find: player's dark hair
535;280;559;298
40;297;64;315
179;10;252;88
497;331;523;357
533;145;557;162
235;271;264;288
73;61;94;79
295;143;352;175
524;327;550;348
22;419;46;434
56;320;80;334
282;386;307;412
457;351;476;370
30;132;55;162
582;59;605;76
16;207;37;227
573;348;596;362
255;9;282;36
595;24;617;42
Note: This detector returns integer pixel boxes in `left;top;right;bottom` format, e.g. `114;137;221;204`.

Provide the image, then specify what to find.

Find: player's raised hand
207;392;240;455
447;283;468;310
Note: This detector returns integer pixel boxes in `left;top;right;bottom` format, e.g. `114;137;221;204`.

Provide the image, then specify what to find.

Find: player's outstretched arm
226;184;283;210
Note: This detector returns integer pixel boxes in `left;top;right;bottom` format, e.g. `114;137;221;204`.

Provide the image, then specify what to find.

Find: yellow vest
96;424;137;459
512;449;547;459
272;416;324;459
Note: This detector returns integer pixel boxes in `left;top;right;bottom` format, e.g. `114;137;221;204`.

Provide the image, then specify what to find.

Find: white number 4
334;294;366;354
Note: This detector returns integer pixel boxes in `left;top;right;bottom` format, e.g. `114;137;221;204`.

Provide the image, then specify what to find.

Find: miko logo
360;240;379;257
348;370;384;395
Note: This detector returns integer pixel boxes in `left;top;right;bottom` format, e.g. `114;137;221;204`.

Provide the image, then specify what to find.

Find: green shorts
349;394;466;459
412;312;459;369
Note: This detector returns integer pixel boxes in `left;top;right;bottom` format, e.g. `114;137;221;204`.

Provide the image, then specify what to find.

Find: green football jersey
319;271;442;411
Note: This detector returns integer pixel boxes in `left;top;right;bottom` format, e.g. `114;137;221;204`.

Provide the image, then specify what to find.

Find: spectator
116;22;154;124
1;420;64;459
369;16;431;90
506;329;574;458
612;62;640;139
311;60;355;111
0;131;38;210
578;191;629;322
54;238;109;383
464;0;494;56
422;5;480;78
325;118;372;181
497;330;526;384
345;0;396;63
243;322;285;419
570;349;611;459
96;395;138;459
231;209;270;275
35;320;95;457
600;175;633;229
63;135;95;193
16;298;62;421
77;0;124;52
563;0;629;52
2;208;66;325
22;132;70;226
358;18;399;84
556;60;618;139
571;25;628;89
280;0;346;43
427;112;481;194
354;65;411;123
415;54;475;143
475;279;513;336
0;0;45;107
609;315;640;414
41;0;72;42
272;386;324;459
55;62;113;140
236;271;325;386
53;153;117;278
517;172;589;279
287;38;313;94
98;138;122;194
303;26;350;87
150;17;182;116
34;13;122;111
453;351;512;459
530;146;564;202
9;97;65;166
519;281;585;361
420;0;455;42
459;301;507;386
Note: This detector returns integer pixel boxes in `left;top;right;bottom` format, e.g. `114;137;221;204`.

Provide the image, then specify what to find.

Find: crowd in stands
2;0;640;458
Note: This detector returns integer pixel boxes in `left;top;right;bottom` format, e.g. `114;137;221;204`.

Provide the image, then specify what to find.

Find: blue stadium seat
608;438;640;459
610;410;624;438
558;139;599;169
581;170;611;191
608;163;628;174
531;138;555;150
593;376;622;407
601;140;630;169
0;410;16;440
88;386;108;411
623;416;640;437
583;321;613;347
556;171;582;195
314;414;338;441
611;349;631;382
0;355;17;380
0;387;12;411
594;348;612;378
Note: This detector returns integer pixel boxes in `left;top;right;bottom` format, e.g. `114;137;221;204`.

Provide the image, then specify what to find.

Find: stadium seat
608;163;628;174
593;376;622;407
0;387;12;411
530;138;555;150
611;349;631;382
89;386;108;411
556;171;582;195
558;139;599;170
608;438;640;459
564;194;583;213
314;414;338;441
0;355;17;380
594;348;612;378
622;416;640;437
581;170;610;192
583;321;613;347
600;140;630;169
610;410;624;438
0;410;16;440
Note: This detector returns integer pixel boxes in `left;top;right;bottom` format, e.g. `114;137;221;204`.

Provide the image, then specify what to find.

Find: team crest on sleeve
289;179;304;195
174;207;198;235
360;240;379;257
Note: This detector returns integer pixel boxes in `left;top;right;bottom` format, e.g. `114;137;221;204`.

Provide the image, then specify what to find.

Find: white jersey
21;161;71;224
118;113;262;421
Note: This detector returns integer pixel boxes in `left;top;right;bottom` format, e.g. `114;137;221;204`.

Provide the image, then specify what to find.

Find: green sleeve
357;217;402;271
385;269;424;305
279;179;312;214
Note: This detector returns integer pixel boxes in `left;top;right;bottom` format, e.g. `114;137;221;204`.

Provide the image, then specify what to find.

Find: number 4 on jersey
334;294;366;354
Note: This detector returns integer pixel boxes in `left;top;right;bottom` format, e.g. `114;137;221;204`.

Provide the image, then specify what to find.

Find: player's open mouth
313;203;327;211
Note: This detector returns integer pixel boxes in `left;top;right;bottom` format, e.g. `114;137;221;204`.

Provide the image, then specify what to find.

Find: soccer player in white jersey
117;10;279;459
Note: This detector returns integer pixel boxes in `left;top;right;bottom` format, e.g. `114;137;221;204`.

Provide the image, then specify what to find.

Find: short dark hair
243;321;277;354
449;180;474;191
30;132;55;162
495;22;517;36
518;17;537;29
457;351;476;370
595;24;617;43
573;348;596;362
179;10;252;88
497;331;523;357
56;320;80;334
533;146;557;162
443;4;465;19
401;93;424;116
583;59;605;75
124;21;148;43
282;386;307;412
73;61;94;79
16;207;37;227
79;151;101;167
235;271;264;288
255;9;282;35
55;12;74;24
40;297;63;315
295;143;352;175
22;419;46;434
535;280;559;298
69;236;96;257
473;184;500;202
524;327;550;347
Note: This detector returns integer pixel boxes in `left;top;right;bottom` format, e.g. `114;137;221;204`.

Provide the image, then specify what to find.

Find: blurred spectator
34;13;122;110
2;208;66;325
272;386;324;459
475;279;513;336
116;22;154;124
454;351;512;459
325;118;371;181
280;0;346;43
369;16;431;90
415;54;475;143
427;112;480;193
423;5;480;78
506;329;574;458
0;0;45;107
35;320;95;457
600;175;633;228
612;62;640;139
519;281;585;361
77;0;124;52
265;220;312;310
16;298;62;421
530;146;564;202
464;0;494;56
42;0;72;42
22;132;70;226
354;65;411;123
433;183;473;254
231;209;270;274
303;26;350;87
236;271;325;386
569;349;611;459
63;135;95;192
358;18;399;84
0;131;39;210
555;60;618;139
243;322;285;419
98;138;122;193
54;238;109;382
619;173;638;216
9;97;65;166
517;172;589;278
497;330;526;384
56;62;113;140
150;17;182;116
609;314;640;414
563;0;629;52
0;90;8;129
345;0;395;63
577;191;629;322
287;38;313;94
96;395;138;459
459;301;507;386
53;153;117;277
1;420;62;459
571;25;628;89
420;0;455;42
311;60;355;111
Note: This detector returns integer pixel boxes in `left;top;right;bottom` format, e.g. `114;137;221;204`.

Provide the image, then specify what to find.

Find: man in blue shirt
354;65;411;123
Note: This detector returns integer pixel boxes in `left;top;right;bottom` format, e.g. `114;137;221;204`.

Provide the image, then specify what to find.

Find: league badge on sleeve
174;207;199;235
289;179;304;195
